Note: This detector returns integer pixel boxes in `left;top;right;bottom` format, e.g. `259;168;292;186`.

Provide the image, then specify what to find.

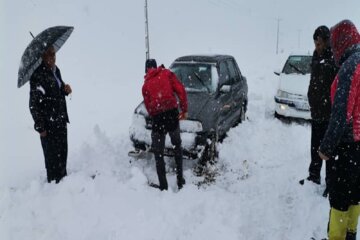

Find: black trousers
151;110;183;190
40;125;68;183
329;142;360;211
309;120;334;186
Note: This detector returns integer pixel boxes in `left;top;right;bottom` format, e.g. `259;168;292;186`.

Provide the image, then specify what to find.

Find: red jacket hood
144;67;163;81
330;20;360;66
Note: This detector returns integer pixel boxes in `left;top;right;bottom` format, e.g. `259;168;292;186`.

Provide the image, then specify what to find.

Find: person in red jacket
142;59;188;191
319;20;360;240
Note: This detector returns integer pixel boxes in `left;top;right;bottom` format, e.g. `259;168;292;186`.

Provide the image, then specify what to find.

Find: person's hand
178;112;188;120
64;84;72;94
40;131;47;137
319;151;329;160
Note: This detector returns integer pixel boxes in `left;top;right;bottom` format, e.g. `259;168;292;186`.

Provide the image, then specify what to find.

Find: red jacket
142;67;187;117
320;20;360;156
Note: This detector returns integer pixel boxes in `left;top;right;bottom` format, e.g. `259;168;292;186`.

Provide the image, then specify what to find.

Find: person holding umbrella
19;26;74;183
29;45;72;183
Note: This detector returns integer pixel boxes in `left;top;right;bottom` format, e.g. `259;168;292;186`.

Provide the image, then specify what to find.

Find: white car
274;54;312;120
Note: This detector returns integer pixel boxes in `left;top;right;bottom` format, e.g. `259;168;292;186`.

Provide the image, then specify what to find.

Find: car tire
200;130;218;164
193;131;219;177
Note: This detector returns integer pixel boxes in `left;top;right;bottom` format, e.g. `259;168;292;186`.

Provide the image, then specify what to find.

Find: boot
345;231;356;240
158;174;168;191
155;153;168;191
307;175;321;185
177;176;185;189
174;146;185;189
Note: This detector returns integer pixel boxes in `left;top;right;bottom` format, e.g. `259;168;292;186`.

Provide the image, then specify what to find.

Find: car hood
134;92;213;120
134;92;216;131
278;73;310;96
186;92;213;120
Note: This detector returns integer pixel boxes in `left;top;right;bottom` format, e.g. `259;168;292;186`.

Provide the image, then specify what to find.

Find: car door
227;59;247;121
217;61;236;136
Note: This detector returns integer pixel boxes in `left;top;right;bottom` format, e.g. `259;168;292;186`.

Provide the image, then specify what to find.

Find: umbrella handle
29;31;35;39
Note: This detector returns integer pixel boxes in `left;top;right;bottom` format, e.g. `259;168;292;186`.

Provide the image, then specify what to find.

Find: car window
170;63;218;93
227;59;239;82
282;55;312;74
219;62;230;85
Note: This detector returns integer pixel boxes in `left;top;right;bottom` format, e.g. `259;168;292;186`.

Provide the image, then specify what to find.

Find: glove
178;112;188;120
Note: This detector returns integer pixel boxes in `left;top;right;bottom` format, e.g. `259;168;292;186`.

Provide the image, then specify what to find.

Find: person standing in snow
29;45;72;183
318;20;360;240
142;59;188;191
304;26;338;197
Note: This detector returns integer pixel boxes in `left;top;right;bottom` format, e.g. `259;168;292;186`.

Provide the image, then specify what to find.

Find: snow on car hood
134;92;216;131
278;73;310;96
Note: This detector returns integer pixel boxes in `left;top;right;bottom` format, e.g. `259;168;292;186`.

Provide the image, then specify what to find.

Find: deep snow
1;0;360;239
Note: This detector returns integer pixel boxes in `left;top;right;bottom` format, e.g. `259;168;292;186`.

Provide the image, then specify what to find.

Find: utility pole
144;0;150;60
276;18;282;55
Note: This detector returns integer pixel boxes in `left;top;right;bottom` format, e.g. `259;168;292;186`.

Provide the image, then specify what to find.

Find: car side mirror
219;85;231;93
274;69;281;76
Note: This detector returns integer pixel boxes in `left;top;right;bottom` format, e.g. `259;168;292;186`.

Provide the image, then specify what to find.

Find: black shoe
346;231;356;240
306;175;321;185
322;187;329;198
148;182;168;191
177;177;186;190
159;183;168;191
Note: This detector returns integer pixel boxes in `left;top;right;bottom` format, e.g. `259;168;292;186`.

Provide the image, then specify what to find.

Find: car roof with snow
288;51;312;56
173;55;235;64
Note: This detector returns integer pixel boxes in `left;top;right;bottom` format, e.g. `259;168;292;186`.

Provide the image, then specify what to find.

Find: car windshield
282;55;312;74
170;63;218;93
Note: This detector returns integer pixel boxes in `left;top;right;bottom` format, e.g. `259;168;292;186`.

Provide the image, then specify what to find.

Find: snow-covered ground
1;1;360;239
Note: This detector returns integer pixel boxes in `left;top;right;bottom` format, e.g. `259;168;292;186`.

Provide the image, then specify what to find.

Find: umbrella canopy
17;26;74;88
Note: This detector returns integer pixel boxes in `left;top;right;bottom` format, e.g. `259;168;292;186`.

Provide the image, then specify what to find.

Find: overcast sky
1;0;360;89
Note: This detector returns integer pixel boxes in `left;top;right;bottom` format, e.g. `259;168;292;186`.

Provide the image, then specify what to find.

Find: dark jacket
307;47;338;121
142;67;187;117
320;20;360;157
29;63;69;133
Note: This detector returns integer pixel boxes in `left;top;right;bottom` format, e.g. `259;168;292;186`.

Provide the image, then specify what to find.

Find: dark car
129;55;248;162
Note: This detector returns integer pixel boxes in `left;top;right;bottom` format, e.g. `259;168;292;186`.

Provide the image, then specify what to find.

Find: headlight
131;114;146;127
277;90;289;98
180;120;203;133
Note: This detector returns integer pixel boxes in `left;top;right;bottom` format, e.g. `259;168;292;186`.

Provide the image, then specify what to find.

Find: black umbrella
17;26;74;88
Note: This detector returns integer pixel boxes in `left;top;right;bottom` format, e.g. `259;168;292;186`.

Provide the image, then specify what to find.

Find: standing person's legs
328;143;360;239
40;134;52;182
346;205;360;239
328;207;348;240
308;120;325;184
40;130;57;183
151;130;168;190
54;125;68;183
169;125;185;189
328;205;360;240
345;142;360;239
41;126;68;183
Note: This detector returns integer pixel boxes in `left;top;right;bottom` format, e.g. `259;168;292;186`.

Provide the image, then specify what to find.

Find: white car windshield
282;55;312;75
170;63;218;93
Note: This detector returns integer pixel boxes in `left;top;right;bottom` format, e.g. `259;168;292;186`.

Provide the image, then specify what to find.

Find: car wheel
200;130;218;164
274;111;282;119
193;130;219;177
